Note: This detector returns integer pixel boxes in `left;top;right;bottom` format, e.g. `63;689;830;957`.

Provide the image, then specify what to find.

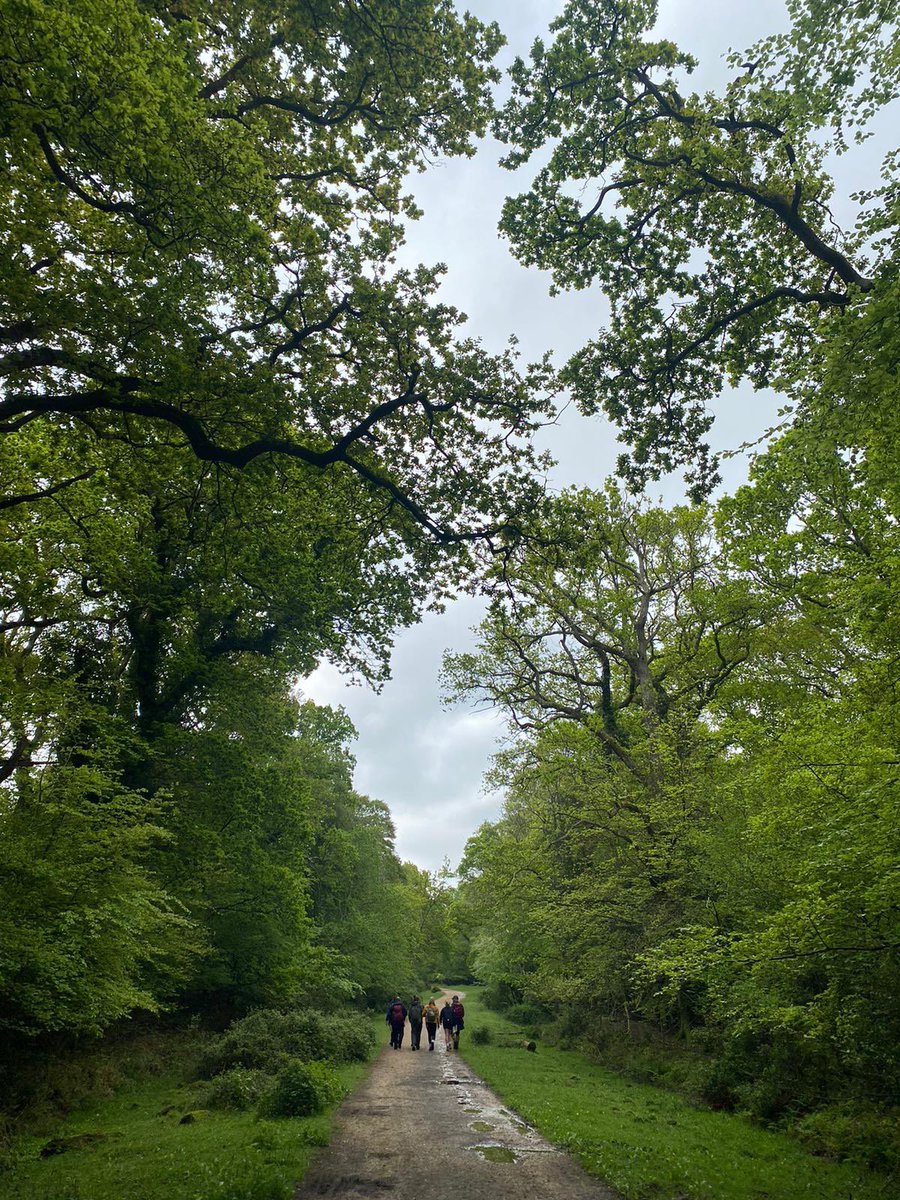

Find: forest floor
294;992;618;1200
0;1017;383;1200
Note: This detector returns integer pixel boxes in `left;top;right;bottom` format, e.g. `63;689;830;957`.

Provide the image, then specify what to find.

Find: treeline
448;469;899;1132
0;0;521;1060
445;0;900;1164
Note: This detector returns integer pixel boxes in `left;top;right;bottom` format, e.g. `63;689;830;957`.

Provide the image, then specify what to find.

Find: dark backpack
390;1001;404;1022
451;1002;464;1022
409;1002;423;1022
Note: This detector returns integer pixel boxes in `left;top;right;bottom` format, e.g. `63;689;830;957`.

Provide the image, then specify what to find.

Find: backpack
409;1002;423;1022
390;1001;404;1022
451;1001;464;1021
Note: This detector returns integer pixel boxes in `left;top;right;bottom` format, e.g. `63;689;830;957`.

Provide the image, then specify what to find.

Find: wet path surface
293;1024;620;1200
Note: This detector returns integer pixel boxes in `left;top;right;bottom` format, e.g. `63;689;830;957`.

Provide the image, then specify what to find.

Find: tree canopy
495;0;899;496
1;0;543;1039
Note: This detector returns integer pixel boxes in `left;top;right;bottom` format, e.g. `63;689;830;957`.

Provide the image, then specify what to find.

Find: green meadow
458;989;891;1200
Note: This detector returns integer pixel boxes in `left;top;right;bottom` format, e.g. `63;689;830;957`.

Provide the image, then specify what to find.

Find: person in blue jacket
385;995;407;1049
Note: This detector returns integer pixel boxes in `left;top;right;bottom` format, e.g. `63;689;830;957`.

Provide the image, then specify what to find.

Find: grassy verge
0;1014;382;1200
457;987;891;1200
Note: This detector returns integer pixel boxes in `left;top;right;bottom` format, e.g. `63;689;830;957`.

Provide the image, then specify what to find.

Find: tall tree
494;0;898;495
1;0;551;544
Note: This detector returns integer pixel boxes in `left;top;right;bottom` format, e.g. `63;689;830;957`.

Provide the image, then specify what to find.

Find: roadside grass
457;987;891;1200
0;1014;382;1200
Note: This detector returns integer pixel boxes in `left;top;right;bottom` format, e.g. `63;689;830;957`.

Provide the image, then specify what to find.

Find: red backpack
390;1001;404;1022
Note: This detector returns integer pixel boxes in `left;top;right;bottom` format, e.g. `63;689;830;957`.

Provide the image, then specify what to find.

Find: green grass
457;987;892;1200
0;1015;382;1200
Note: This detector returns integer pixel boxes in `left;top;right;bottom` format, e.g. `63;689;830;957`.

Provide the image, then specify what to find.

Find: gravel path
293;1012;620;1200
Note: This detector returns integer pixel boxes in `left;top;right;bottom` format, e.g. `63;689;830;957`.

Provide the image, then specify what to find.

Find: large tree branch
0;736;31;785
197;31;286;100
0;386;506;544
642;286;852;385
32;124;161;233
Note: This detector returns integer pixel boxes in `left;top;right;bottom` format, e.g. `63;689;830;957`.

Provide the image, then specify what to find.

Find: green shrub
335;1020;374;1063
200;1068;272;1111
470;1027;492;1045
796;1105;900;1174
697;1061;739;1111
505;1001;551;1028
258;1060;345;1118
197;1009;344;1078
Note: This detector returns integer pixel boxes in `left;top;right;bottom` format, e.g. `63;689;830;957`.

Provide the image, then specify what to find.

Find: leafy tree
446;486;759;1016
0;711;198;1035
494;0;898;495
1;0;551;548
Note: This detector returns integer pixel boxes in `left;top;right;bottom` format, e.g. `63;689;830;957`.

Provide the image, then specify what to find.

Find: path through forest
294;996;619;1200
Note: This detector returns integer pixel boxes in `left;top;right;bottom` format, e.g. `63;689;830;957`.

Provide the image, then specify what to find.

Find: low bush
258;1060;345;1119
334;1021;375;1063
199;1068;272;1111
504;1001;551;1029
470;1027;492;1045
198;1008;367;1078
796;1105;900;1175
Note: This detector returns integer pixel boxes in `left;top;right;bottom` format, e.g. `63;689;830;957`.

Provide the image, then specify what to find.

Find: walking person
385;995;407;1049
423;997;440;1051
450;994;465;1050
440;997;454;1049
408;996;424;1050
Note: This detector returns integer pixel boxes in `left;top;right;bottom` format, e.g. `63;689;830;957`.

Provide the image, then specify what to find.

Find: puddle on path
470;1121;495;1133
472;1145;518;1164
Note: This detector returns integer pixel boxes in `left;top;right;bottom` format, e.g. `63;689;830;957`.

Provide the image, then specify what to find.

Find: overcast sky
304;0;887;874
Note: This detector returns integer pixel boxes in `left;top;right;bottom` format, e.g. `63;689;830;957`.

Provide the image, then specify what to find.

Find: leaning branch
0;388;505;544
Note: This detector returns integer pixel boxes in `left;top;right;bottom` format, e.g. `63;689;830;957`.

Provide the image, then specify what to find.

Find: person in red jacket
385;995;407;1049
450;994;465;1050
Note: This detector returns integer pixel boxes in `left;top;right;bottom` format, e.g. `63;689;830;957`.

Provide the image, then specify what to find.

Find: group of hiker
385;994;465;1052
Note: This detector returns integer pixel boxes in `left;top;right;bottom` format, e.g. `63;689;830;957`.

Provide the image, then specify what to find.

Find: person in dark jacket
385;995;407;1049
439;998;454;1049
408;996;424;1050
450;994;465;1050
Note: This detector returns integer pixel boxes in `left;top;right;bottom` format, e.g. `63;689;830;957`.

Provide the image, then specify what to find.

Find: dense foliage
0;0;530;1048
1;0;897;1181
444;0;900;1159
495;0;897;497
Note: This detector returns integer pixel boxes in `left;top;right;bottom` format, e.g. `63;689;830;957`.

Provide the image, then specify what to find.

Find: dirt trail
293;998;619;1200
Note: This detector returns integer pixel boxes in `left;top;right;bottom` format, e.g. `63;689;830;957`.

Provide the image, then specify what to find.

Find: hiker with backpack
423;998;440;1050
408;996;424;1050
450;994;465;1050
385;995;407;1049
439;998;454;1049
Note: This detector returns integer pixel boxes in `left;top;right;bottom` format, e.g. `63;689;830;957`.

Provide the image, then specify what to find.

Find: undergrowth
0;1012;381;1200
